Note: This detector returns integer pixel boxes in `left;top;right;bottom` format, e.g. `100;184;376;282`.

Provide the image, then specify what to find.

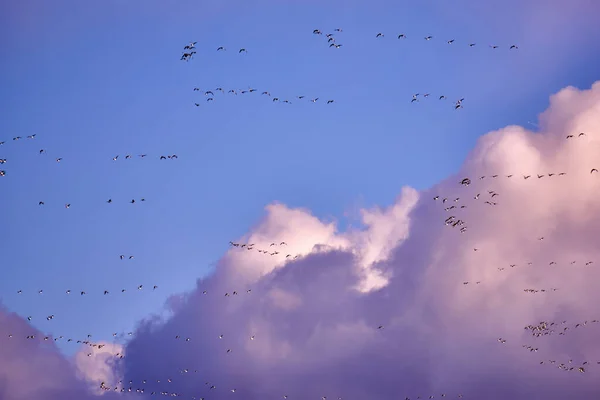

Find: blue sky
1;0;599;358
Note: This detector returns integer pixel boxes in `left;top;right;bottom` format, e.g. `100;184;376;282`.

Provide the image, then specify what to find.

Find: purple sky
1;0;600;399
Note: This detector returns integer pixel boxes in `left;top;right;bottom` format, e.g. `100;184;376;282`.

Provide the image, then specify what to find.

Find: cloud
121;81;600;399
74;342;125;395
0;306;121;400
2;81;600;399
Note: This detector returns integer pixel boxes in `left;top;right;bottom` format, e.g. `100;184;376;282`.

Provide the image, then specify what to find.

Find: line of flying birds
229;241;302;259
36;198;147;207
411;94;465;109
192;87;334;106
312;28;519;50
181;41;249;61
14;285;159;295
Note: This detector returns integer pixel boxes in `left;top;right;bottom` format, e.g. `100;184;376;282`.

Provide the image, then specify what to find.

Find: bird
447;39;454;44
376;33;384;38
398;34;406;39
217;46;225;51
239;48;247;53
424;36;433;40
591;169;598;174
510;45;519;49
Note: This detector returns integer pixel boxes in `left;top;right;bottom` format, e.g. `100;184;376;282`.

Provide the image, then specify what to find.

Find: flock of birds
180;29;521;62
1;20;597;400
192;87;335;107
0;132;179;178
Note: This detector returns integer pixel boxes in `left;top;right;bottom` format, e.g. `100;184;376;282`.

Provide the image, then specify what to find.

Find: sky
1;0;600;399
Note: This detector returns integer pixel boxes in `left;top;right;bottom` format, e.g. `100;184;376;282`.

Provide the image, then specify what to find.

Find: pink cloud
2;81;600;399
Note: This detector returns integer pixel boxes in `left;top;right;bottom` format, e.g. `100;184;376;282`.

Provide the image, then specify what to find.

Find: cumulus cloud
122;81;600;399
2;81;600;399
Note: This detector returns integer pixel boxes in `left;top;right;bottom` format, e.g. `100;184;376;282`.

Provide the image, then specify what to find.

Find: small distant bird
239;48;247;53
65;203;70;209
376;33;384;38
591;169;598;174
447;39;454;44
217;46;225;51
398;34;406;39
327;100;334;104
424;36;433;40
510;45;519;49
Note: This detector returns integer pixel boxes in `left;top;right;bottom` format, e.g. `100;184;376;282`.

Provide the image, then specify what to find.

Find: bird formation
181;41;251;61
112;154;178;161
192;87;334;107
181;42;197;61
496;260;595;272
371;32;519;50
524;319;599;338
312;28;344;49
14;284;158;296
229;240;302;259
35;198;147;207
523;287;559;293
411;94;465;109
538;358;600;373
